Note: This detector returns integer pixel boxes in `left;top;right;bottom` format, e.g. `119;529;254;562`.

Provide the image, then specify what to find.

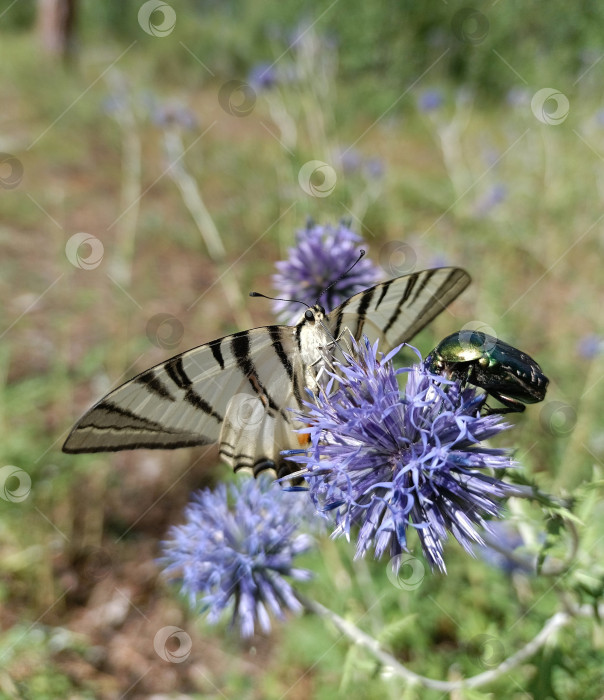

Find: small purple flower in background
477;521;535;575
577;334;603;359
364;157;385;179
595;109;604;128
289;336;517;573
335;147;363;174
248;62;279;91
474;183;507;217
334;149;386;180
272;221;381;323
160;475;316;638
506;86;531;108
151;101;198;130
417;88;443;112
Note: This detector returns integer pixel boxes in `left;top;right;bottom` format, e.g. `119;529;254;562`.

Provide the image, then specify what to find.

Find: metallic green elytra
424;330;549;414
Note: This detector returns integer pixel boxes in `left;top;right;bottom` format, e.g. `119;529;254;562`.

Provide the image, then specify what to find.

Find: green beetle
424;330;549;414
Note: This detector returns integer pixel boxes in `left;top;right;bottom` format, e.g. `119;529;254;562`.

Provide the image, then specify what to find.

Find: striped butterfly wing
63;326;304;477
63;267;470;478
327;267;471;351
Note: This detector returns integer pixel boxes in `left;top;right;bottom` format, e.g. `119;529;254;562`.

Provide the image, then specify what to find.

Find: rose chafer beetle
425;330;549;415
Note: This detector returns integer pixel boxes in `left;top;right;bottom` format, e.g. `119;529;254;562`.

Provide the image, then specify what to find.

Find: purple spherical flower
160;475;316;637
272;222;381;323
288;336;518;573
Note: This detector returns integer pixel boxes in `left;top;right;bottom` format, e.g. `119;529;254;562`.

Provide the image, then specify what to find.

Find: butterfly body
63;267;471;477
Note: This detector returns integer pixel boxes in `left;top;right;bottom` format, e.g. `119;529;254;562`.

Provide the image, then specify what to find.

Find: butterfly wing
326;267;471;350
62;326;304;476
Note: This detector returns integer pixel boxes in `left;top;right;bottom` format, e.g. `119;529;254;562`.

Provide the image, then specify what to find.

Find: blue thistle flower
288;336;518;573
272;221;381;323
160;475;316;637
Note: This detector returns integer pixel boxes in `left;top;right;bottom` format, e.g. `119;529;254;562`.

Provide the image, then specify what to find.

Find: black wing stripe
184;390;223;422
410;268;437;303
333;297;352;339
398;268;471;340
64;437;208;453
253;459;277;476
164;356;191;389
269;325;304;409
231;330;286;416
136;371;176;402
374;279;393;310
268;326;293;380
79;402;169;431
208;338;225;370
354;286;375;339
164;356;223;421
382;273;418;335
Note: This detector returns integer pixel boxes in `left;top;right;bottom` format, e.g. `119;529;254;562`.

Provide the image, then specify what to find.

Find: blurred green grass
1;3;604;698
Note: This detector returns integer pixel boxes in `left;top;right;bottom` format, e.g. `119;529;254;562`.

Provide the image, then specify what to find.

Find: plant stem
297;593;600;692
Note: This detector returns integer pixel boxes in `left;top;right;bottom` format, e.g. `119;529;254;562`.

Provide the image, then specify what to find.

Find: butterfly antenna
315;249;366;306
249;292;310;309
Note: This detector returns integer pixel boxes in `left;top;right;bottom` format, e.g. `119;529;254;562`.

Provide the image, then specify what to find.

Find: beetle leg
484;392;526;415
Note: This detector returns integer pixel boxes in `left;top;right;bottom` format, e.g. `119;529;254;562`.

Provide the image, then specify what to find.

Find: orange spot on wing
297;430;311;447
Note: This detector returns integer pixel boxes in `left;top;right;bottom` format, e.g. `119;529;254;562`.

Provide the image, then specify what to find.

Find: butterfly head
304;305;327;324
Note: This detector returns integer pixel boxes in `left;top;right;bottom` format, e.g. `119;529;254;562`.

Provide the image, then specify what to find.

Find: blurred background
1;1;604;698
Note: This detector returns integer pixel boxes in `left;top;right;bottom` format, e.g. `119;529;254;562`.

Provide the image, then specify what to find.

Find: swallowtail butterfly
63;267;470;477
